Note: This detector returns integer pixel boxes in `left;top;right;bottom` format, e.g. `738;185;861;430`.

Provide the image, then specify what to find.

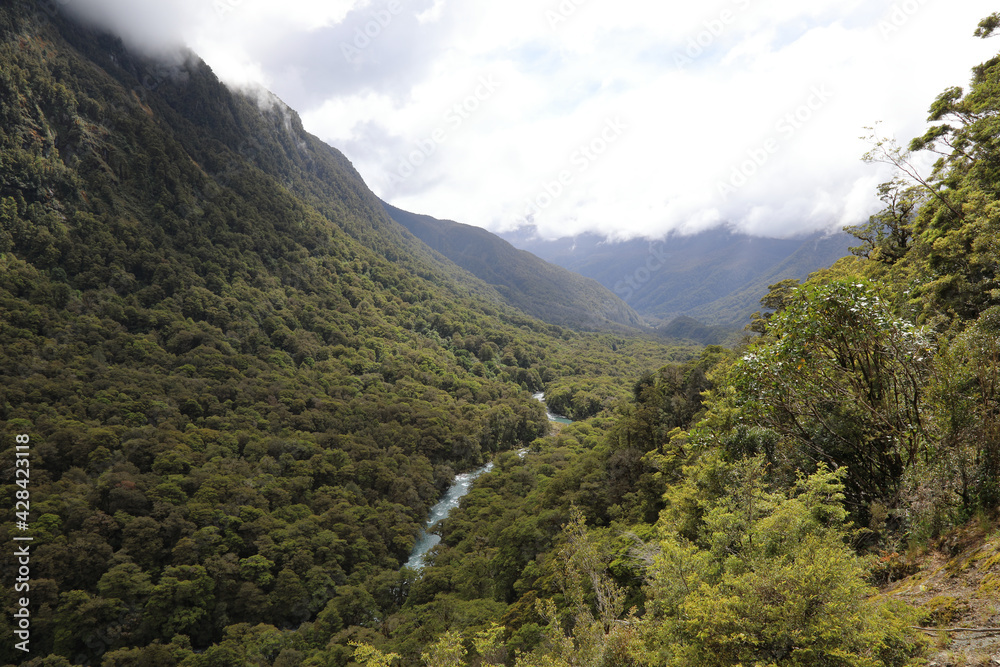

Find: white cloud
416;0;447;24
61;0;1000;240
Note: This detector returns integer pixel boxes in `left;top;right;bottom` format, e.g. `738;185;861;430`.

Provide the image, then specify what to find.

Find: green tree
351;642;401;667
644;461;924;667
844;178;922;264
518;508;644;667
732;279;931;508
914;306;1000;534
143;565;216;642
862;27;1000;322
746;279;800;334
422;630;466;667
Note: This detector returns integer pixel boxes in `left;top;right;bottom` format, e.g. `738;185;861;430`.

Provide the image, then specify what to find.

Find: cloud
59;0;198;57
296;0;1000;239
58;0;367;72
58;0;1000;240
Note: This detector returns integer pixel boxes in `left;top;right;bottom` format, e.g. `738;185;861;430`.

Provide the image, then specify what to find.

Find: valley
1;3;999;667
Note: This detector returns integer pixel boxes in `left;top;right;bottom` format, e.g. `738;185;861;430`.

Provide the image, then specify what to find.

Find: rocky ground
883;520;1000;666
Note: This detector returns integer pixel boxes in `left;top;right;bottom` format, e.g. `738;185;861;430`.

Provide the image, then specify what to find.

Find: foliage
745;279;800;334
12;3;1000;667
838;18;1000;536
906;308;1000;538
0;3;687;664
646;461;924;667
732;279;931;508
352;642;401;667
843;178;923;265
504;508;645;667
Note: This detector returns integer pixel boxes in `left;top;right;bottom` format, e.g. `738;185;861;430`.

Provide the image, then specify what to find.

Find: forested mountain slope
383;203;644;331
347;13;1000;667
0;3;689;663
5;1;1000;665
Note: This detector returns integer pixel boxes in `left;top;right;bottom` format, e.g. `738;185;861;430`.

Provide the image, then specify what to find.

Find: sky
61;0;1000;240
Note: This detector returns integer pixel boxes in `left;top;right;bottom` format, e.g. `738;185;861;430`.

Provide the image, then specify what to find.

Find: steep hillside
501;227;853;326
3;2;997;665
383;203;644;331
0;3;689;663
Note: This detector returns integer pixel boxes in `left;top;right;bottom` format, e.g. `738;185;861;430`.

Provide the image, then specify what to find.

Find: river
532;391;573;424
403;392;571;570
403;462;494;570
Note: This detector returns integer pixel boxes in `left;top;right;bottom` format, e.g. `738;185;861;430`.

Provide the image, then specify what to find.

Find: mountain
501;227;854;327
6;2;992;665
0;3;690;662
656;315;744;347
382;203;644;330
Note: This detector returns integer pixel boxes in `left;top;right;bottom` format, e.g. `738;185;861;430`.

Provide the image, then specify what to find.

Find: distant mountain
383;203;644;330
656;315;744;347
500;227;853;326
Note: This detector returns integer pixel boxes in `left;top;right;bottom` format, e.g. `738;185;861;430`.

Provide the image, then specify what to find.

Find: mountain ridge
382;202;645;331
500;226;854;326
0;5;694;661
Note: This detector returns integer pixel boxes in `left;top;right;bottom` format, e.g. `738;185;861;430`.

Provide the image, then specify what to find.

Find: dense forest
0;2;688;664
2;1;1000;666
